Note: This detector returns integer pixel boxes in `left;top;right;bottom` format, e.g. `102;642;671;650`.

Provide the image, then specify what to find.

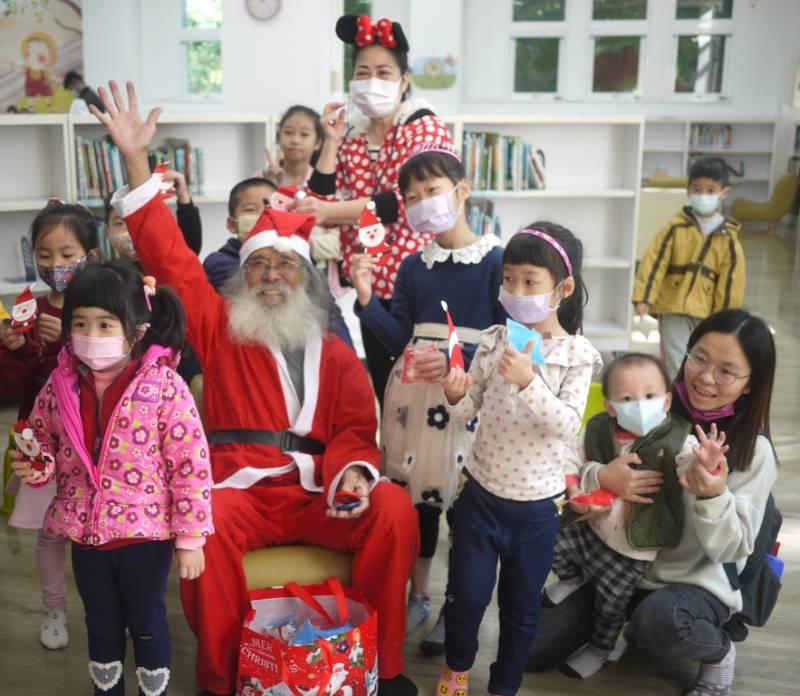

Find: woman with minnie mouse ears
298;13;453;413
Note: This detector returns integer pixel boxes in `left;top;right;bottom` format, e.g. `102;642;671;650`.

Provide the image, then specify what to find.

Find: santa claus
103;82;419;696
10;286;38;333
269;184;300;211
357;202;392;265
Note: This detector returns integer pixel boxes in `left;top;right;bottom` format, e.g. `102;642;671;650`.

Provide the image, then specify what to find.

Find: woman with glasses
529;309;778;696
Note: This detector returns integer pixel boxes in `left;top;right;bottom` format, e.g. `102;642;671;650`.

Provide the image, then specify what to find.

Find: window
343;0;372;86
181;0;222;96
592;36;641;93
514;38;560;92
513;0;565;22
676;0;733;20
675;34;728;94
592;0;647;20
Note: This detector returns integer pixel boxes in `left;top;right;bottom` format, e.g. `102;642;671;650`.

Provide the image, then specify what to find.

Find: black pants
72;540;173;696
359;297;396;411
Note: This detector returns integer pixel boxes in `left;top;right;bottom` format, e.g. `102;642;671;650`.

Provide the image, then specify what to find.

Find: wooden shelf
584;257;631;269
688;147;772;155
469;188;636;199
0;198;60;212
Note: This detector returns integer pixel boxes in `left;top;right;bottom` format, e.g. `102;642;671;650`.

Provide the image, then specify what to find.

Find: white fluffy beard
226;273;328;352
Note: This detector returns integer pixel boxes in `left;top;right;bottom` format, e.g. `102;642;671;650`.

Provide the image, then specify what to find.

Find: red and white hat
239;207;316;266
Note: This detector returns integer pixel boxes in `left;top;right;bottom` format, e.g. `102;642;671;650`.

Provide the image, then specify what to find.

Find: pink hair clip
143;276;157;312
517;229;573;276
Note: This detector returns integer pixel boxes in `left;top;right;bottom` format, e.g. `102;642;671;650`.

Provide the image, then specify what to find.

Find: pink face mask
498;286;559;325
71;334;130;371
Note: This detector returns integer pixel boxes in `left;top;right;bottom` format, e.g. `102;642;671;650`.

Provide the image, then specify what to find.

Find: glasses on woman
243;258;302;278
684;351;750;386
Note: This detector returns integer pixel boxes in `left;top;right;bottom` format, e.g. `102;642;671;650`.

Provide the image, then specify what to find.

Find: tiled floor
1;225;798;695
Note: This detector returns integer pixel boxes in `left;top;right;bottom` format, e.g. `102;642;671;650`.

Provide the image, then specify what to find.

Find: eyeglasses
684;352;750;386
243;258;302;277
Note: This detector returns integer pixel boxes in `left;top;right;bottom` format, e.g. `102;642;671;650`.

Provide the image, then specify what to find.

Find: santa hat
441;301;464;370
239;206;316;266
14;286;35;308
275;184;297;199
359;201;381;229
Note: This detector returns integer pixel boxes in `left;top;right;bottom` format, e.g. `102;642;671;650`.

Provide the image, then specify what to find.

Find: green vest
580;412;692;550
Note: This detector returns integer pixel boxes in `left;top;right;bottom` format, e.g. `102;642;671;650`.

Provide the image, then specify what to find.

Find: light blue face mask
609;395;668;437
690;194;720;216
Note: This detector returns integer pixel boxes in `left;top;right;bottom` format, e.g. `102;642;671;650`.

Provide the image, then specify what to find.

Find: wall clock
246;0;281;21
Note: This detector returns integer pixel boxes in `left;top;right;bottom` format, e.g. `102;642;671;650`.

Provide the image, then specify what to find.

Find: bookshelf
641;118;778;202
0;113;271;301
453;115;644;351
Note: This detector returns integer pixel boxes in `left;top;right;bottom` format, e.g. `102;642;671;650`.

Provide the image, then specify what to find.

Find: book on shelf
690;124;732;149
466;199;501;237
463;131;546;192
74;135;205;202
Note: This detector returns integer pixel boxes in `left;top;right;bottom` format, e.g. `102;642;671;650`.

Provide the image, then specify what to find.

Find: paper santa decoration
269;185;301;212
570;488;618;511
441;301;464;370
154;163;176;200
10;286;37;334
358;201;392;265
13;420;55;485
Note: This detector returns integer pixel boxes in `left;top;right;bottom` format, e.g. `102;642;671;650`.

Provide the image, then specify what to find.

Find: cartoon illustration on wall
411;54;457;90
0;0;83;113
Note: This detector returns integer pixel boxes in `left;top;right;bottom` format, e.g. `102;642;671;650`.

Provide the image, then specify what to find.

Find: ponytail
140;285;185;354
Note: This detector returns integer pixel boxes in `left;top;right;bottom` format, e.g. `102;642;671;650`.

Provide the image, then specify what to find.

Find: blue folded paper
293;619;353;645
767;554;784;579
506;319;545;365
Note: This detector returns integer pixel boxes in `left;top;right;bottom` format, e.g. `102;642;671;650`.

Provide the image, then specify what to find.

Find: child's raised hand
92;81;161;165
264;147;284;183
498;341;535;389
37;312;61;345
176;547;205;580
692;423;729;475
350;253;374;306
1;322;25;351
163;169;190;203
443;366;471;405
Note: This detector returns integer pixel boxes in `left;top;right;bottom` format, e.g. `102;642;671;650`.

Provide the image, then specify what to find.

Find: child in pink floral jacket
13;261;213;696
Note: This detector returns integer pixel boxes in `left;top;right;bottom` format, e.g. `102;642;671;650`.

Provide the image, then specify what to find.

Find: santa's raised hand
91;81;162;188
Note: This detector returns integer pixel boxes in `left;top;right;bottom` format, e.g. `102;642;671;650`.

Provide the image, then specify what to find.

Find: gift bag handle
284;577;349;626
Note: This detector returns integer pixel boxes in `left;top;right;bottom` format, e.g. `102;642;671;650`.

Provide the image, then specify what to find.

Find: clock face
246;0;281;21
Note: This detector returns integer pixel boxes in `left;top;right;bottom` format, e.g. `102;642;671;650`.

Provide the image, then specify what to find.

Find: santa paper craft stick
269;185;300;211
154;163;176;200
570;488;618;510
10;286;37;334
358;201;392;265
441;300;464;370
13;420;55;485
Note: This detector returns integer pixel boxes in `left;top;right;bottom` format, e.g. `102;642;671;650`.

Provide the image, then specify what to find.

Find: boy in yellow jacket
633;157;745;377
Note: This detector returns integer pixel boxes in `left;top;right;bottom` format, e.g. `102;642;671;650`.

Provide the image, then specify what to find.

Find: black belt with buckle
207;429;325;455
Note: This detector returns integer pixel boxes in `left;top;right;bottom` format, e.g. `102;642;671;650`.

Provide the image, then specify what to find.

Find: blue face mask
609;395;668;437
690;194;720;216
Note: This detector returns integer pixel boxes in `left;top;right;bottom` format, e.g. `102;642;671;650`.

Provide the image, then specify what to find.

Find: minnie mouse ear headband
335;14;410;53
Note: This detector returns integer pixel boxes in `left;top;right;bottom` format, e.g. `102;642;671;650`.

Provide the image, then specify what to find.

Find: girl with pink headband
438;221;602;696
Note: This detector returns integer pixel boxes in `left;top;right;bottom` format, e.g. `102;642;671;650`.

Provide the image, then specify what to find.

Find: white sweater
581;434;777;612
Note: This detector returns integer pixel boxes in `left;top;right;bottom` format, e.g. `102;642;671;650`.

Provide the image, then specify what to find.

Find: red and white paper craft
10;286;37;334
570;488;618;511
441;301;464;370
269;185;300;212
358;201;392;265
154;163;176;200
13;420;55;485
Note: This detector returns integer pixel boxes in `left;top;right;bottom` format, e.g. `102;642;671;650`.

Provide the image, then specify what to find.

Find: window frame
588;14;648;100
179;5;223;102
509;11;566;100
669;6;735;102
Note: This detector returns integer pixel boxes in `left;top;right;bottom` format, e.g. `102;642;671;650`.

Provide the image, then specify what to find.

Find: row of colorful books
75;136;206;201
689;124;732;149
466;200;502;238
463;132;546;192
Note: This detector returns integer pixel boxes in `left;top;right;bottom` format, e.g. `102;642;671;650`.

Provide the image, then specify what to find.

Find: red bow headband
335;14;410;53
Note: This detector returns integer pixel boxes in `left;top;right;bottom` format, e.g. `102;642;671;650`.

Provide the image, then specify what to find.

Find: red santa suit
112;176;419;695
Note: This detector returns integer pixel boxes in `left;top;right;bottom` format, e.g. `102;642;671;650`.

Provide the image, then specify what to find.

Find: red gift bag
236;577;379;696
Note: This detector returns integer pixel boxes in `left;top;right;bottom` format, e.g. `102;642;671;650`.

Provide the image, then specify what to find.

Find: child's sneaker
560;642;610;679
40;608;68;650
686;642;736;696
436;667;468;696
405;593;430;636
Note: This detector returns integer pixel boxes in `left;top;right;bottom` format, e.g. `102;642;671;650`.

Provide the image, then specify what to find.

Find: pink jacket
29;344;214;546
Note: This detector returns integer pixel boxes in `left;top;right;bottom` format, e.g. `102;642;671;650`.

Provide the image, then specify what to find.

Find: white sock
40;608;69;650
562;642;610;679
607;628;628;662
688;642;736;696
544;576;586;605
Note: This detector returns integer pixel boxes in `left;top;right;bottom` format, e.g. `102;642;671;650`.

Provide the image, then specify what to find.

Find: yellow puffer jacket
633;207;745;319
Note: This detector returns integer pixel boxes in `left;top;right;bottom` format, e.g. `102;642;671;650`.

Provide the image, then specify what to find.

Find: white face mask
349;77;401;118
690;194;720;216
609;395;668;437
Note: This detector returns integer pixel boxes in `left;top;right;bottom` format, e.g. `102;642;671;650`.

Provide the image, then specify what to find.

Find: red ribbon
354;15;397;49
